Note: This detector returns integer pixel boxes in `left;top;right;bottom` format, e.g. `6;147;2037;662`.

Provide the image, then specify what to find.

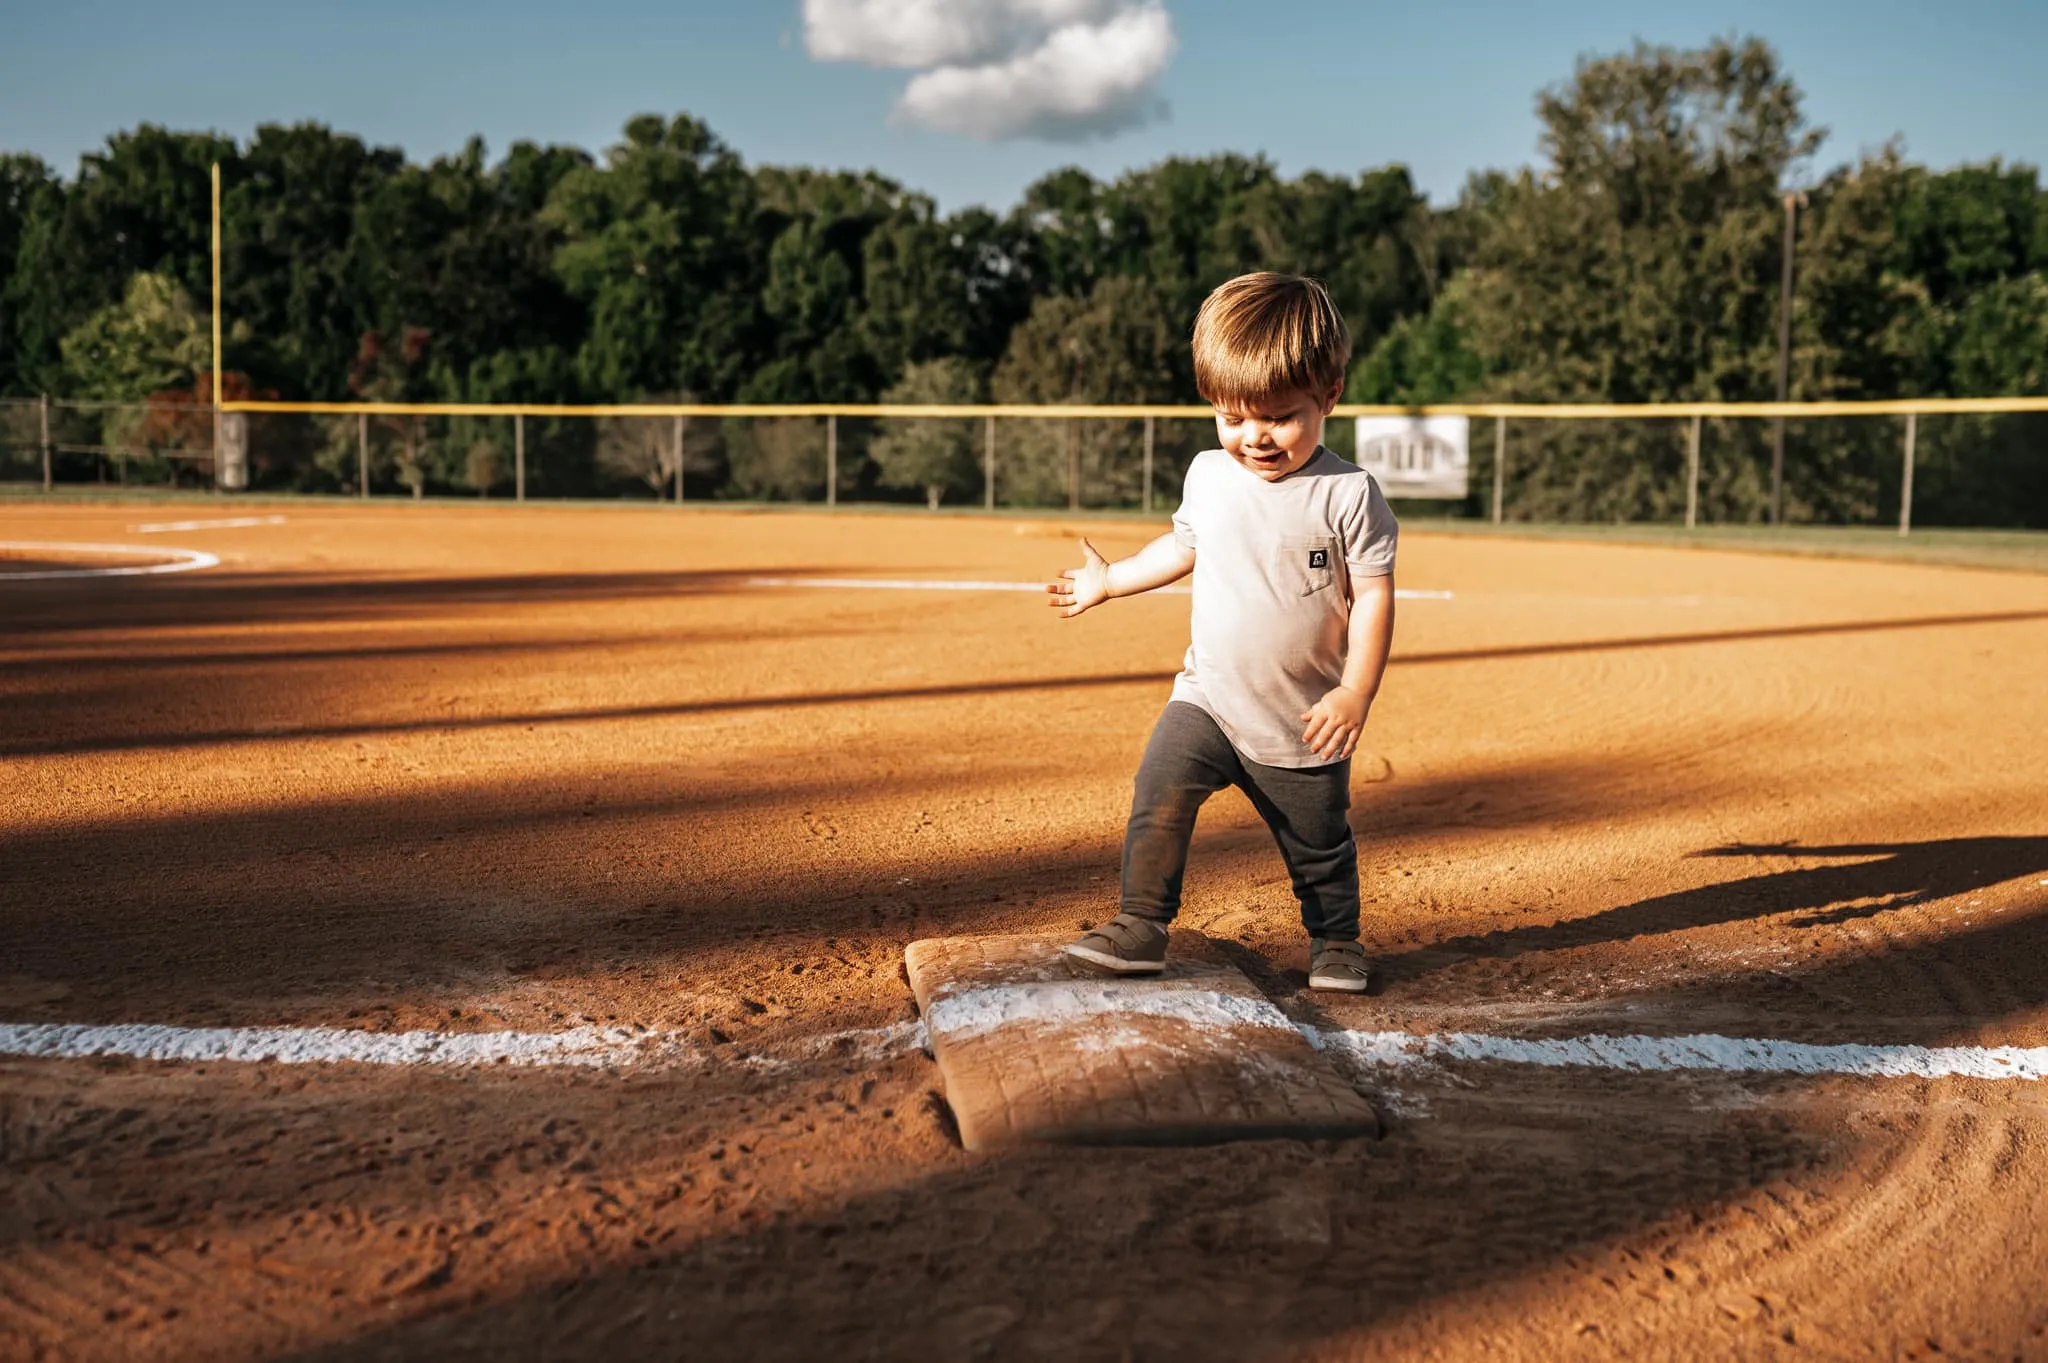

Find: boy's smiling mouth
1237;448;1296;475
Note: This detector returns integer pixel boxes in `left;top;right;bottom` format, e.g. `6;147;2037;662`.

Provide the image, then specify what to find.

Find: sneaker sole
1062;942;1167;975
1308;974;1373;994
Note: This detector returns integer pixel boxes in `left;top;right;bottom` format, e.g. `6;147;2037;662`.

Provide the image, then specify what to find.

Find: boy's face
1213;382;1343;481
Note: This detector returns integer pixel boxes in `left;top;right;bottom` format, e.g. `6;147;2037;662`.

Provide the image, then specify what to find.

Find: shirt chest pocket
1275;535;1339;597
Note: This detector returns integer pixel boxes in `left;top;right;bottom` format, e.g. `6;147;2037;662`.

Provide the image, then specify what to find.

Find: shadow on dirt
0;565;849;637
7;842;2047;1358
0;667;1187;759
14;603;2046;760
1377;837;2048;998
1399;608;2048;666
269;896;2048;1362
274;1113;1821;1361
0;754;1728;1017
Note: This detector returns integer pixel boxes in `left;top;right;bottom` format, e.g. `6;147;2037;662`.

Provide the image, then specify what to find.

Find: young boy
1046;272;1397;992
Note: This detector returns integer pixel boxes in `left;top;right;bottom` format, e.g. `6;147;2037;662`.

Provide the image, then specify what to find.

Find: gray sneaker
1308;938;1374;993
1063;914;1170;975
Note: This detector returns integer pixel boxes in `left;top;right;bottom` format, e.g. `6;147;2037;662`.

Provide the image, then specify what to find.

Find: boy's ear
1320;379;1344;416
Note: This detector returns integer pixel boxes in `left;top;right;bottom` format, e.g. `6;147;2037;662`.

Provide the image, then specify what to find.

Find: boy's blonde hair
1191;272;1351;409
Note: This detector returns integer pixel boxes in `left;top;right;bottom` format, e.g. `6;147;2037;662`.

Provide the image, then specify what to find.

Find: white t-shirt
1168;446;1398;768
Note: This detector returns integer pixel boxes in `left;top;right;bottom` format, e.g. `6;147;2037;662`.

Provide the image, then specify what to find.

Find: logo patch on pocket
1308;548;1329;569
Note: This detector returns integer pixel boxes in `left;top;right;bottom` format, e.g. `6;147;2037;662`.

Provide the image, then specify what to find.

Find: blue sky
3;0;2043;212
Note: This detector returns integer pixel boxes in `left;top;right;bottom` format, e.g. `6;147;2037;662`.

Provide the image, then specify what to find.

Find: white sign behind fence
1353;415;1469;499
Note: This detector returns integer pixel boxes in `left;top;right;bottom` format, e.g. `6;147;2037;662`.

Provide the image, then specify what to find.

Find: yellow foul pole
211;162;223;489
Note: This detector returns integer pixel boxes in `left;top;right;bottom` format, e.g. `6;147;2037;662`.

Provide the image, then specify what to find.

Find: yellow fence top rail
217;396;2048;420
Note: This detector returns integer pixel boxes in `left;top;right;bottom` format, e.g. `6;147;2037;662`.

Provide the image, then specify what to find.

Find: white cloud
802;0;1176;143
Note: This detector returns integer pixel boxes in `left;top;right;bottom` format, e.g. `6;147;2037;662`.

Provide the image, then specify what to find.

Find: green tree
870;358;985;508
1452;37;1828;521
741;169;893;402
7;127;234;394
992;276;1184;507
1008;166;1114;300
1349;275;1487;404
860;203;1031;377
547;114;764;402
1908;273;2048;526
0;154;59;394
225;124;401;400
58;271;209;399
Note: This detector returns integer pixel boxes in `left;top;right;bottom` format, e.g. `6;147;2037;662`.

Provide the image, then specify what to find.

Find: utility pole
211;162;224;494
1770;190;1804;526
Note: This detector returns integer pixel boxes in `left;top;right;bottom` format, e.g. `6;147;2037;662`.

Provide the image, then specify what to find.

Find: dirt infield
3;501;2047;1361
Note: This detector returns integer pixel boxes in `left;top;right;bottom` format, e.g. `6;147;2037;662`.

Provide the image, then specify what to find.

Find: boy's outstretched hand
1301;685;1368;762
1048;538;1111;618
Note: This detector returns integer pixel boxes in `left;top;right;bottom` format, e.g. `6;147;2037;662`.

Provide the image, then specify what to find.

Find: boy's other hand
1300;685;1368;762
1048;538;1112;618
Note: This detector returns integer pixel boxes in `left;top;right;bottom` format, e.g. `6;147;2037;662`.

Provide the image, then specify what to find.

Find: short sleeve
1341;472;1398;577
1171;456;1203;549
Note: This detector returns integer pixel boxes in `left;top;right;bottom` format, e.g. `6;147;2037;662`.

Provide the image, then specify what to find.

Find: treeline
2;37;2044;522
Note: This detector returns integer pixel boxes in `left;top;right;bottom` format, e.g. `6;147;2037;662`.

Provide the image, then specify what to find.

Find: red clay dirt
2;500;2047;1361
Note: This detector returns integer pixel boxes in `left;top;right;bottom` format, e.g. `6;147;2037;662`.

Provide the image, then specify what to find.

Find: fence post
1067;420;1080;512
1685;414;1701;530
1899;412;1916;537
673;415;684;503
826;414;837;507
357;411;369;497
984;414;995;511
1491;416;1506;525
39;393;52;491
1142;415;1155;514
514;414;525;502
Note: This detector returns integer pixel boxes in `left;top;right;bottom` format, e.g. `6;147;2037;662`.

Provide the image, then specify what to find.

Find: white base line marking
3;1016;2043;1083
925;982;1296;1043
1311;1029;2048;1081
0;1022;687;1068
748;576;1454;601
128;514;286;533
0;541;220;581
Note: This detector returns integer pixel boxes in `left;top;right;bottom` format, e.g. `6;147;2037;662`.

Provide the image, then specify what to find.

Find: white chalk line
0;541;220;580
0;1019;920;1073
5;1011;2044;1084
922;984;2048;1082
747;576;1454;601
925;982;1296;1042
128;514;286;533
1310;1029;2048;1082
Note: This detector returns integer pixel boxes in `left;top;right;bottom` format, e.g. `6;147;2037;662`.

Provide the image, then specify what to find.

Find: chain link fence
3;399;2043;529
1460;411;2047;530
0;396;222;489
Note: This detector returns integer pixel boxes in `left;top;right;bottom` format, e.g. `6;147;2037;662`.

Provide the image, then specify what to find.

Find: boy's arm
1299;572;1397;762
1047;534;1196;618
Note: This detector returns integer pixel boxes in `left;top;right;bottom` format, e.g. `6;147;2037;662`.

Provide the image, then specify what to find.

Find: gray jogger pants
1120;701;1360;941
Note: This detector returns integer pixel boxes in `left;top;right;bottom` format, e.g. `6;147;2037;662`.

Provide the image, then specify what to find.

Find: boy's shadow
1376;835;2048;985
